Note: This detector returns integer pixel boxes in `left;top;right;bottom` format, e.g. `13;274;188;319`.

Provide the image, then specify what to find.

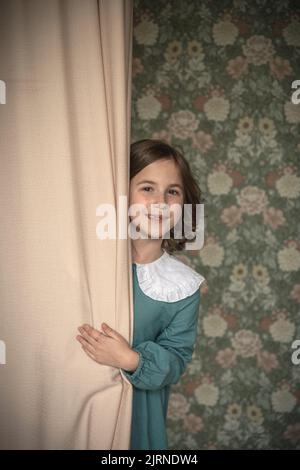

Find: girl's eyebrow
137;180;183;190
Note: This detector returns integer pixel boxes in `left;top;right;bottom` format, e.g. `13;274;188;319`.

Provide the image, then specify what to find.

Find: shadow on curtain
0;0;134;449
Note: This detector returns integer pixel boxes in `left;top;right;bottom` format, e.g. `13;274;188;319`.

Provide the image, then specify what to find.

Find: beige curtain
0;0;134;449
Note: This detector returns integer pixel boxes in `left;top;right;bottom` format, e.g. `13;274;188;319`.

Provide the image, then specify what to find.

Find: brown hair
130;139;206;254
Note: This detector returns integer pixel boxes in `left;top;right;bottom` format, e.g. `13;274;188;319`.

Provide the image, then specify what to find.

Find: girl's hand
76;322;139;371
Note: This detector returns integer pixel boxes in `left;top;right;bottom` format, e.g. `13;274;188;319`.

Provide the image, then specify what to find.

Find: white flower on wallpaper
237;116;254;133
230;263;247;290
252;265;270;286
259;117;277;137
183;435;198;450
237;186;268;214
226;403;242;420
212;18;238;46
271;388;297;413
275;173;300;198
284;101;300;124
269;317;296;343
137;93;162;119
199;241;225;267
194;382;219;407
203;313;228;337
167;110;199;139
229;278;245;293
246;405;264;426
207;170;233;195
187;40;205;59
242;35;275;65
232;263;248;280
234;130;252;147
277;246;300;272
231;330;262;357
224;415;240;431
164;40;182;62
204;96;230;121
283;20;300;47
134;18;159;46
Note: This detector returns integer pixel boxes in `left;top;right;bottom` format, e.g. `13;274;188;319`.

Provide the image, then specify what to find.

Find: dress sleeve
120;288;201;391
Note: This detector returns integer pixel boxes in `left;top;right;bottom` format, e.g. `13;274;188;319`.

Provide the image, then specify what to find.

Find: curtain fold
0;0;134;449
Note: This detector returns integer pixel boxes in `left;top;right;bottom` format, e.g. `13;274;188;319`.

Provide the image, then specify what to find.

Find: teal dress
121;261;202;450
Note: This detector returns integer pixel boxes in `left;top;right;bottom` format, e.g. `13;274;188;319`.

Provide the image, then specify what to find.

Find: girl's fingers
77;335;96;353
82;345;96;362
78;327;99;347
81;325;103;342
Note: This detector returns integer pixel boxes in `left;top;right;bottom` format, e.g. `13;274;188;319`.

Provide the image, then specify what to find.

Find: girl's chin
133;225;170;239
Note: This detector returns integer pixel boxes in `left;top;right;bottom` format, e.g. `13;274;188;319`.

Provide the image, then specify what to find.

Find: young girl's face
129;159;184;239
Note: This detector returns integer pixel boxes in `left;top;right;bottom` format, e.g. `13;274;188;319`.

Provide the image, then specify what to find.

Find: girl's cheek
134;193;151;204
129;194;151;214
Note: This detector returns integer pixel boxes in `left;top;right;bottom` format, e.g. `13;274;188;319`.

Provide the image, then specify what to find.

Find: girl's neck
131;242;164;265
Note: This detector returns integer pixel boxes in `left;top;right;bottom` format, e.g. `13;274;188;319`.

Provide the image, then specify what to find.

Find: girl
76;139;206;450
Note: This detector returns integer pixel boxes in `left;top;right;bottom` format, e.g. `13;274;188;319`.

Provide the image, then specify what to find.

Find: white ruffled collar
132;249;206;302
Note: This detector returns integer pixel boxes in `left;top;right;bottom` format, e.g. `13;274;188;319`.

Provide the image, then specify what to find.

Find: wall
131;0;300;449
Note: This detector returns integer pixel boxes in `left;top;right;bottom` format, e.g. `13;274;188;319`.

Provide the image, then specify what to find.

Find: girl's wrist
122;349;140;372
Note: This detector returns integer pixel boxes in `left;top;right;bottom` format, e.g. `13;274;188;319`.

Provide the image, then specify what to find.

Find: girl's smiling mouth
148;214;163;221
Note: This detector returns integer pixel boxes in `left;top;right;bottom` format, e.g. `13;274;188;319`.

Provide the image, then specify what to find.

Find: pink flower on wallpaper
269;56;292;80
283;423;300;445
290;284;300;303
256;350;279;373
242;35;275;65
132;57;144;77
228;170;245;187
156;94;172;110
226;56;248;79
192;130;214;153
263;207;286;229
235;20;250;36
151;129;172;144
183;414;204;433
193;95;207;112
220;205;243;228
271;20;289;36
215;348;237;368
265;170;281;188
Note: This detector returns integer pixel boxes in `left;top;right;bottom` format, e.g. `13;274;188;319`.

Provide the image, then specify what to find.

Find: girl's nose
151;202;169;214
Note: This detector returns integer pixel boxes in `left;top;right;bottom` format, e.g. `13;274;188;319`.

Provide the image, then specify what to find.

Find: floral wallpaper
131;0;300;450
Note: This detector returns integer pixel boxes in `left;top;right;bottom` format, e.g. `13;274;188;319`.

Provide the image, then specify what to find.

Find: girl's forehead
134;159;182;182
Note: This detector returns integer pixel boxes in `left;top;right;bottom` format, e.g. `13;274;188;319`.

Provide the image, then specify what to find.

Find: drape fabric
0;0;134;449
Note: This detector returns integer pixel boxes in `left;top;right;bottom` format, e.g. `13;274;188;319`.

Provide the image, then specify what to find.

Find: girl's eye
169;189;179;196
141;187;180;195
